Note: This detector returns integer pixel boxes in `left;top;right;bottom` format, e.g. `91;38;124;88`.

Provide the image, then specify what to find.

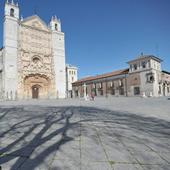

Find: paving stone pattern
0;97;170;170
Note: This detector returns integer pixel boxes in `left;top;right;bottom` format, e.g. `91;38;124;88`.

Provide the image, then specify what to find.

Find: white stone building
66;64;78;98
0;1;76;100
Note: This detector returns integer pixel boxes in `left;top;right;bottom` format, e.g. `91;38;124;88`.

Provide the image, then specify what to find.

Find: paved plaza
0;97;170;170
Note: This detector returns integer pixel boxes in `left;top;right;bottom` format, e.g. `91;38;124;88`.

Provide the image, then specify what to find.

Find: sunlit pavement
0;97;170;170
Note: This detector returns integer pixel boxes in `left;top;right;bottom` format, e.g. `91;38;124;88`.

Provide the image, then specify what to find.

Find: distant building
0;1;77;100
72;55;170;98
66;64;78;98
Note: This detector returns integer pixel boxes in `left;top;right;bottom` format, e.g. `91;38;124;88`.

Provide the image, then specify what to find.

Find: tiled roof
162;70;170;75
73;68;129;85
127;55;163;63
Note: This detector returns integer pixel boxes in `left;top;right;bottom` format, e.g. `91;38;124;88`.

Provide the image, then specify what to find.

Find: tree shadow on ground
0;106;169;169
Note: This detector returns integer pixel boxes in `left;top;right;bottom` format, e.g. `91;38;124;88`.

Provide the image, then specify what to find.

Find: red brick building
72;55;170;98
72;69;129;98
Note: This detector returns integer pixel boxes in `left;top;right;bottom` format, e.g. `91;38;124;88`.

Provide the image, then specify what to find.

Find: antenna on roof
21;15;23;21
34;6;37;15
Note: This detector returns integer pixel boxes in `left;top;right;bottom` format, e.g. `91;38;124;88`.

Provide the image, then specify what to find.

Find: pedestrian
91;93;95;101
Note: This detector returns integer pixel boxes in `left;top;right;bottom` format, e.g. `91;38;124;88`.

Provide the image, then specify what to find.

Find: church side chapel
0;0;68;100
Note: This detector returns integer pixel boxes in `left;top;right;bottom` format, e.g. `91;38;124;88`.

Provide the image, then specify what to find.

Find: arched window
142;61;146;68
134;64;137;70
150;75;154;82
10;8;15;17
32;56;40;64
55;24;58;30
146;73;155;83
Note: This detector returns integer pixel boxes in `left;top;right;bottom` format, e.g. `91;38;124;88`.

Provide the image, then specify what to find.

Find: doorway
32;85;39;99
163;84;165;96
134;87;140;95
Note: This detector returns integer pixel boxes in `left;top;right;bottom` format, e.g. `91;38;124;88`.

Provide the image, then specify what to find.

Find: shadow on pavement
0;106;169;169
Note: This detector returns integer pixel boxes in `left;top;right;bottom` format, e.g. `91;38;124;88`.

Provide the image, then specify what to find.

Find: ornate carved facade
17;17;56;99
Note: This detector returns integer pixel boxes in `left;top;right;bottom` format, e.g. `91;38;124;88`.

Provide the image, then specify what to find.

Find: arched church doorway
32;85;40;99
24;74;51;99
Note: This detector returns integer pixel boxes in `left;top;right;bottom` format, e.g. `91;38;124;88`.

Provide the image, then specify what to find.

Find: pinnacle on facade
21;15;23;21
53;15;61;23
51;16;54;21
54;15;57;20
51;15;60;22
6;0;19;6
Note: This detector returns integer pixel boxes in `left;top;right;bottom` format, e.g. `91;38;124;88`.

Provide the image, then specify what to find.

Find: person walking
91;93;95;101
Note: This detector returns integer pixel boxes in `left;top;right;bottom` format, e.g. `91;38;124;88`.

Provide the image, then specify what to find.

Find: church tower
3;0;19;100
50;16;66;98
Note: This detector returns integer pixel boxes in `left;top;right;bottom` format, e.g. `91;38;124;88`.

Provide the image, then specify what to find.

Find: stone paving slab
81;161;112;170
131;150;167;164
50;159;81;170
141;164;170;170
0;98;170;170
113;163;143;170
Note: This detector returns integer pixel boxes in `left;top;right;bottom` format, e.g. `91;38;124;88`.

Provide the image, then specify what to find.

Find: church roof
21;15;50;31
73;68;129;85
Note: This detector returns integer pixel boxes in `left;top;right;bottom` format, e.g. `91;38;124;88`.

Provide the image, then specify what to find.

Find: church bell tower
3;0;19;100
50;16;66;98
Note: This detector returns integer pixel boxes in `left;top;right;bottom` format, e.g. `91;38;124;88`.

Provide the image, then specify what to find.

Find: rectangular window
119;88;124;95
158;86;161;94
142;61;146;68
112;89;115;95
99;89;103;96
134;87;140;95
134;64;137;70
75;90;78;97
146;73;155;83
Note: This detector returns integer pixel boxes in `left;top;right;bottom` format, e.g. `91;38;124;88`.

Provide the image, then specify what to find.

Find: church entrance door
24;74;50;99
32;85;39;99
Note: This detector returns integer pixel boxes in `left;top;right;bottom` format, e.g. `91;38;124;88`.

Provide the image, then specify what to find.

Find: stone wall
72;75;128;98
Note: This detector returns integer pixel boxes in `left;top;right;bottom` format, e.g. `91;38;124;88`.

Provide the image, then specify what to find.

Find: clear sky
0;0;170;78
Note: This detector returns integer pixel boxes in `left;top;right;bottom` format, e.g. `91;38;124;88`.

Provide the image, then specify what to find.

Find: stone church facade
0;1;71;100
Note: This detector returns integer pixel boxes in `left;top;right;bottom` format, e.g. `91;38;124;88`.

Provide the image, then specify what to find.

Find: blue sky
0;0;170;78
